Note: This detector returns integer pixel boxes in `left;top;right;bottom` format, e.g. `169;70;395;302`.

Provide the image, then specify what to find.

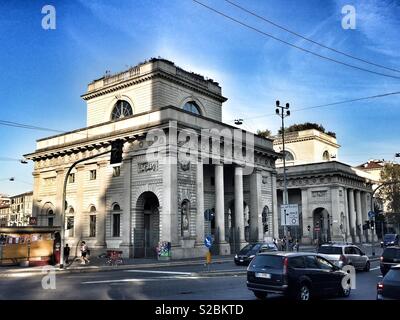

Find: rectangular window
113;166;121;177
48;217;53;227
90;170;97;180
89;215;96;237
211;177;215;186
68;173;75;183
113;214;121;237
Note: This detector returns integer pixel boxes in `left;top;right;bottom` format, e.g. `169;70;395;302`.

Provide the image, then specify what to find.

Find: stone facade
24;58;279;259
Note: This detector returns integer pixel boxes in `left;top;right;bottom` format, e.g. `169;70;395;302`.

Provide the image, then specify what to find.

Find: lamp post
276;100;290;251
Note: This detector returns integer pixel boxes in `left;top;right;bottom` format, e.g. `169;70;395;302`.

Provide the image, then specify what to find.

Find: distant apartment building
0;194;11;226
0;192;33;226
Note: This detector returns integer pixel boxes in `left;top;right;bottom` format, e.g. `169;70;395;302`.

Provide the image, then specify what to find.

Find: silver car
317;243;370;271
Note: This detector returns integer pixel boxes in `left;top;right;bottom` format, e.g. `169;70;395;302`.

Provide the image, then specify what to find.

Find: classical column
122;158;132;256
355;190;364;243
250;168;263;242
330;188;343;242
160;121;180;250
55;168;65;227
32;172;40;220
348;189;356;243
361;191;368;242
272;173;279;240
96;161;108;247
301;188;312;244
195;159;205;246
343;188;351;241
234;165;246;248
215;163;229;254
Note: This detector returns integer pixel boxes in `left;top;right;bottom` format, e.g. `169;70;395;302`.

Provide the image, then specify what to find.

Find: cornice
81;70;227;103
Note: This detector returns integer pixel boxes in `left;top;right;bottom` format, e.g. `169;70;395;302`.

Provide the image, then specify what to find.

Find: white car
317;243;370;271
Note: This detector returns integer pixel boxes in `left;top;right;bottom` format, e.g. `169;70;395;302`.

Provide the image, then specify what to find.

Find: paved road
0;260;382;300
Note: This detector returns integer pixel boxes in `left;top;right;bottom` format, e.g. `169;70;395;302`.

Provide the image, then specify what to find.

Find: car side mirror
360;252;365;256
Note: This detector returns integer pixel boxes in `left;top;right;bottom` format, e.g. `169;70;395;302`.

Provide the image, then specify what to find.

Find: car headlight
235;254;238;259
249;255;255;259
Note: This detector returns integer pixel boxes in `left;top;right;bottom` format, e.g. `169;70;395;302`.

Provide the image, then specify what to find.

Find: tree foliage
278;122;336;138
378;163;400;223
257;129;272;138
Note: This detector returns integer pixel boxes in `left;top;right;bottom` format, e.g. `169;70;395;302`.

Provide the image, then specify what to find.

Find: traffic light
110;139;124;164
366;220;370;229
307;225;311;232
264;224;269;233
370;220;375;230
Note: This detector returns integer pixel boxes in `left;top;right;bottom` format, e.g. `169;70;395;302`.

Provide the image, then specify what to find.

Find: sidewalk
0;254;236;278
0;243;383;278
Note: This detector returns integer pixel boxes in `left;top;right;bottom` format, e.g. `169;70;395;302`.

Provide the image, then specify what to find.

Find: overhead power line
192;0;400;80
0;119;65;133
228;91;400;122
223;0;400;74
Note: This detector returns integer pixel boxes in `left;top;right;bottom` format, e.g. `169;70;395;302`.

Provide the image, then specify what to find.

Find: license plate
255;272;271;279
240;260;243;262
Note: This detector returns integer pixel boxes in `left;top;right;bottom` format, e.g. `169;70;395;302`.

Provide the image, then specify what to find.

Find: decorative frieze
312;190;327;198
138;161;158;173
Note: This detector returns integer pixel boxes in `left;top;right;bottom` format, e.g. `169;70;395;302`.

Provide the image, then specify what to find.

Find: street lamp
276;100;290;251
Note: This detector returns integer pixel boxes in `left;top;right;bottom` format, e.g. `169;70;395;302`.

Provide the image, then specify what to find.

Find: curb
0;258;234;277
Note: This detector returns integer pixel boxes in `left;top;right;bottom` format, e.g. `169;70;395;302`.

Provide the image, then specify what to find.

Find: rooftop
83;57;224;99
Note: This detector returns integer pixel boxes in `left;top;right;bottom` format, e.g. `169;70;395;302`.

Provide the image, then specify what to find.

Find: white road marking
123;270;192;275
81;276;202;285
370;267;380;271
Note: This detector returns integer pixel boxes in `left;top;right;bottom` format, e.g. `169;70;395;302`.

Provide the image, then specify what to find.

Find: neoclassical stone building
273;129;375;244
25;58;279;259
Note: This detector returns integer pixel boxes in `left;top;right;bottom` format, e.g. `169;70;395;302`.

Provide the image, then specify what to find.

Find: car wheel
364;261;370;272
296;283;311;301
339;286;351;297
253;291;267;300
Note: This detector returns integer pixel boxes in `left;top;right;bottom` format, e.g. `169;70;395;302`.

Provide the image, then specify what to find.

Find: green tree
277;122;336;138
257;129;272;138
378;163;400;224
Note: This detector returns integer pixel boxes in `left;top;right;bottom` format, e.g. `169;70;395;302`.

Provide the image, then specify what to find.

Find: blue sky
0;0;399;195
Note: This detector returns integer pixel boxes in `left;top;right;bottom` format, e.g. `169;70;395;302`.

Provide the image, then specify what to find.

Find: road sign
368;211;375;220
280;204;299;226
314;227;321;232
204;235;213;248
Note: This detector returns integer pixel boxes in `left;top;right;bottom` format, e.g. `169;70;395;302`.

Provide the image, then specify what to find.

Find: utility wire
228;91;400;122
223;0;400;74
192;0;400;80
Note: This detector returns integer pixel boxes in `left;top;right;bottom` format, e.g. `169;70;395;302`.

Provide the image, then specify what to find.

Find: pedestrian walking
80;241;90;264
63;243;70;264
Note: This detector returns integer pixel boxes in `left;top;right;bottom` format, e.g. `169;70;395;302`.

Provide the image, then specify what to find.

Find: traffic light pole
59;149;112;268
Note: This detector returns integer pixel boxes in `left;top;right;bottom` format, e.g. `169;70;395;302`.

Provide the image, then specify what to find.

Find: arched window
112;204;121;211
111;100;133;120
323;151;330;161
48;210;54;215
183;101;201;115
68;208;74;214
89;205;96;213
284;150;294;161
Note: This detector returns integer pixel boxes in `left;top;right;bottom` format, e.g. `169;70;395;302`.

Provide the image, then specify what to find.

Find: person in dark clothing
64;244;70;264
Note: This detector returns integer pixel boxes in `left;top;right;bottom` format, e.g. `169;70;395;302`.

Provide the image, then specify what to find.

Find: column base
215;242;231;255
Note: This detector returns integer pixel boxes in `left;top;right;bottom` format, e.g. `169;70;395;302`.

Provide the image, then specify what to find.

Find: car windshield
384;234;396;241
239;244;256;255
383;248;400;259
250;255;283;269
317;246;342;254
